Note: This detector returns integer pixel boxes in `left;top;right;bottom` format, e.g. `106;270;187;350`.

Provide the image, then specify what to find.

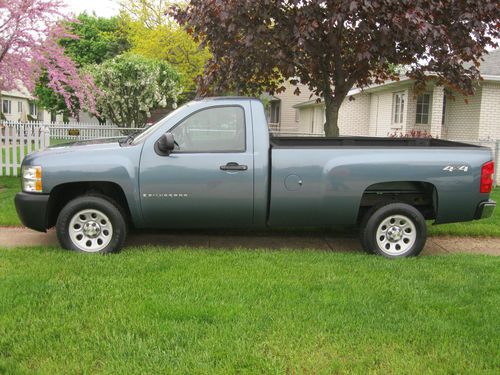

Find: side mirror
155;132;175;155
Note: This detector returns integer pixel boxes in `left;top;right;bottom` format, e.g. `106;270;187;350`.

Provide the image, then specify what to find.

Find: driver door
139;104;254;228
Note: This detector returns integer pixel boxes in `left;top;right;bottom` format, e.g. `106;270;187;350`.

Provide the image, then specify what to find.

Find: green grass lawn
0;248;498;374
427;187;500;237
1;176;499;236
0;176;20;226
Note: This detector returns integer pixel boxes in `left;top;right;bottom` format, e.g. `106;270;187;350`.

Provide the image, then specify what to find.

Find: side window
415;93;431;124
171;106;246;152
392;92;405;125
2;99;11;114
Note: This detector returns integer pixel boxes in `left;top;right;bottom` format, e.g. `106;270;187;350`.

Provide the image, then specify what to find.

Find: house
272;49;500;142
1;87;38;122
1;87;64;123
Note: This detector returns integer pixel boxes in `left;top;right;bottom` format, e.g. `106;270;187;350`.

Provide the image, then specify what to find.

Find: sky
63;0;120;18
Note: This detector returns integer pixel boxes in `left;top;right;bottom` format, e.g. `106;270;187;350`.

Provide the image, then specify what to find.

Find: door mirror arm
155;132;176;156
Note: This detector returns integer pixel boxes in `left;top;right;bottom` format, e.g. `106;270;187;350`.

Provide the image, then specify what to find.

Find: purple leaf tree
173;0;499;137
0;0;97;116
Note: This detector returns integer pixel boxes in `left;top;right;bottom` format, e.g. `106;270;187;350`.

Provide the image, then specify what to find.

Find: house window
416;93;431;124
18;101;23;113
50;111;57;123
29;102;38;117
2;99;12;114
392;92;405;125
295;109;300;123
269;101;280;124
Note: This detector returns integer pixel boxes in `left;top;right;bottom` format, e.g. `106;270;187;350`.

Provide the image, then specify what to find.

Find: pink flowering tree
0;0;97;116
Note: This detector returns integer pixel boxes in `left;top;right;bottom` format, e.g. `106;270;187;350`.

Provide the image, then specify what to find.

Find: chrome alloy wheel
68;209;113;252
376;214;417;255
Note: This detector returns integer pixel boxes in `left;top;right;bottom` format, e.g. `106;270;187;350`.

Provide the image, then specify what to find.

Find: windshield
130;104;189;145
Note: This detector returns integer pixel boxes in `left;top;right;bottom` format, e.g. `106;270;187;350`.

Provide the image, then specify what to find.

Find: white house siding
297;105;323;134
312;106;324;134
1;95;30;122
338;93;371;135
444;87;482;140
429;86;445;137
368;94;378;135
274;81;316;132
296;93;371;136
297;107;312;133
478;82;500;140
406;89;419;131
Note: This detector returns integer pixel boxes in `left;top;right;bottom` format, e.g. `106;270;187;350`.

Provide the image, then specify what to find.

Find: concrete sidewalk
0;227;499;255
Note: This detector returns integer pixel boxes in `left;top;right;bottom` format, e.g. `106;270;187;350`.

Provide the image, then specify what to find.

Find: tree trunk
324;96;341;137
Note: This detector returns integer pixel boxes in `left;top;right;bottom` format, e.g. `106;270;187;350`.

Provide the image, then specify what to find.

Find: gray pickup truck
15;97;496;257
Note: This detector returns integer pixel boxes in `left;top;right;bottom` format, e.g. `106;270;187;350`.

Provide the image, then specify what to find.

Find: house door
311;107;324;134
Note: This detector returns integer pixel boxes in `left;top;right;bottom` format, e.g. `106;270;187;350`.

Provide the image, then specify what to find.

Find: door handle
220;162;248;171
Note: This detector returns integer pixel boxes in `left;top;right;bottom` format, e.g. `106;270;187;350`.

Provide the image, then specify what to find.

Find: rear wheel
360;203;426;258
56;195;127;254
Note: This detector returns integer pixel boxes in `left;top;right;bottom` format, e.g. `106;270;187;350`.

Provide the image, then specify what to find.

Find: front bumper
475;200;496;220
14;192;50;232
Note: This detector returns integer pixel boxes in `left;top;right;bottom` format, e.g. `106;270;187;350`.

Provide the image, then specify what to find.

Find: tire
56;195;127;254
359;203;427;258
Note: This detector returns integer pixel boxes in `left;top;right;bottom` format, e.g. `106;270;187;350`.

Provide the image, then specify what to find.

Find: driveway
0;227;499;255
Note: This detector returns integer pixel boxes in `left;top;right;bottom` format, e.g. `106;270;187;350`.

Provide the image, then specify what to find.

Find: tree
35;13;130;117
0;0;97;116
172;1;500;136
120;0;170;29
60;13;130;66
120;0;210;95
88;54;181;127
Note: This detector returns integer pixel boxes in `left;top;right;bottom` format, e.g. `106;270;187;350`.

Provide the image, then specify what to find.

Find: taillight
480;161;494;193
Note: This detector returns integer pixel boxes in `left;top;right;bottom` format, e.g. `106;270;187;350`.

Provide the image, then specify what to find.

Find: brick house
271;49;500;142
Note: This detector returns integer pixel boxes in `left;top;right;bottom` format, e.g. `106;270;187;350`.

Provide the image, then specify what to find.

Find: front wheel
56;195;127;254
360;203;427;258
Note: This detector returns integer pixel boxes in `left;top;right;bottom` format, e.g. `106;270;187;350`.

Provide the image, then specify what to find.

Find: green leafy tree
120;0;210;96
35;13;130;117
60;13;130;66
88;54;181;127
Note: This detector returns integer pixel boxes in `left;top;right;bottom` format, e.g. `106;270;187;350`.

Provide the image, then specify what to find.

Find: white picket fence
0;123;50;176
49;122;143;140
0;121;143;176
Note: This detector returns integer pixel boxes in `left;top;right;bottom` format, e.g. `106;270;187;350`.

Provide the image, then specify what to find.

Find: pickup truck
15;97;496;257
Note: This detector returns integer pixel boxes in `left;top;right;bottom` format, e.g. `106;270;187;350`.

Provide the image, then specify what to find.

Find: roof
294;50;500;109
478;49;500;76
1;87;34;100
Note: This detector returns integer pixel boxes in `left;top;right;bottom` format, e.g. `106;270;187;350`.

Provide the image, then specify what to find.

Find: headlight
22;166;43;193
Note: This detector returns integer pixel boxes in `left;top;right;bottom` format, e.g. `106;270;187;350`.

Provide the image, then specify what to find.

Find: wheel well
358;181;437;221
47;181;131;229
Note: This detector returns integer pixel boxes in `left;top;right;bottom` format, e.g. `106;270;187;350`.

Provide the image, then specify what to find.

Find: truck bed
268;136;493;228
270;136;481;148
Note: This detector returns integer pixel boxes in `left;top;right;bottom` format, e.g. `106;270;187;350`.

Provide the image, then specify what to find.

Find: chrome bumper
475;200;496;220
